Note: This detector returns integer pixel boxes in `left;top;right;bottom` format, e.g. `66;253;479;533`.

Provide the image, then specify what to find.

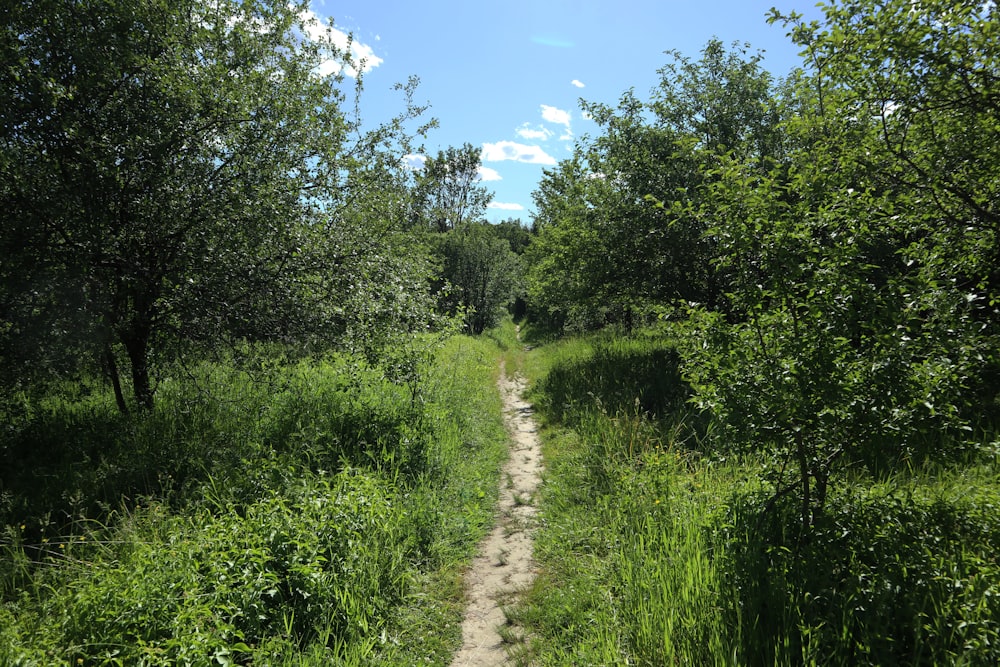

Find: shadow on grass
534;334;691;426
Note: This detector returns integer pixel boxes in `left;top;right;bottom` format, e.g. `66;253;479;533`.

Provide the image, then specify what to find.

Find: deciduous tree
0;0;432;411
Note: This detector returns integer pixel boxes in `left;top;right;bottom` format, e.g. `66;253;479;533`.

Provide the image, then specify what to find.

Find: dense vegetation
2;0;999;663
510;329;1000;665
526;0;1000;528
0;334;513;664
512;0;1000;664
1;0;523;662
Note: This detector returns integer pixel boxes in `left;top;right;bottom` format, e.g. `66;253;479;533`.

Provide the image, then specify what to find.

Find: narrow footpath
449;366;543;666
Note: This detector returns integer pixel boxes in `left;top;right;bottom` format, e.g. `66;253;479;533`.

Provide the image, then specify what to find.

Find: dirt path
449;366;542;666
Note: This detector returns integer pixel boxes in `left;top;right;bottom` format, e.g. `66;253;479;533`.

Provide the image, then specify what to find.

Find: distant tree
440;224;522;334
491;218;533;255
525;156;615;329
0;0;432;412
409;143;493;232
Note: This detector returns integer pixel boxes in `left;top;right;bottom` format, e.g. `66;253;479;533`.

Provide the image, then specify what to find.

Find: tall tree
0;0;431;411
409;143;493;232
676;0;1000;527
525;41;783;329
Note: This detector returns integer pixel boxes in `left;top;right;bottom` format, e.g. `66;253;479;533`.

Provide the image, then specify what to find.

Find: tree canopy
1;0;433;411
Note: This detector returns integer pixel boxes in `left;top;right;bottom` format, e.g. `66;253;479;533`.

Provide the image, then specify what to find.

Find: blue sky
311;0;826;223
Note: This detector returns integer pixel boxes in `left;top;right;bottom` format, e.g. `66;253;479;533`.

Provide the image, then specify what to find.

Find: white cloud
478;166;502;182
515;124;553;141
299;8;383;78
481;141;557;165
402;153;426;170
541;104;572;127
488;202;525;211
571;79;586;88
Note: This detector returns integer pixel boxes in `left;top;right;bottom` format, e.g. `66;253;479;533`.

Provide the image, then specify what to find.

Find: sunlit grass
512;326;1000;666
0;334;509;664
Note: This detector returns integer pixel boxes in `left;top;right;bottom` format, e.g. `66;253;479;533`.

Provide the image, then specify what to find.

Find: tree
490;217;532;255
525;41;784;329
0;0;432;412
675;0;1000;528
409;143;493;232
525;156;617;329
440;224;522;334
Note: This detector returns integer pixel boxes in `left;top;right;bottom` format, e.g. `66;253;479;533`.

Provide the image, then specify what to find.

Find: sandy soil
449;366;543;666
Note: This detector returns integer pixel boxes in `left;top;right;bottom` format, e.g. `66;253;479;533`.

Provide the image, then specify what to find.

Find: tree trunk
103;342;130;416
122;329;154;411
795;429;812;531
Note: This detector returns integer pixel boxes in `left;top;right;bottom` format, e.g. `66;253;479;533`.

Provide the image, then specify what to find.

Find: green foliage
439;223;523;334
409;143;493;232
524;0;1000;528
0;333;510;663
515;328;1000;666
722;471;1000;666
525;40;784;331
666;0;1000;525
0;0;434;411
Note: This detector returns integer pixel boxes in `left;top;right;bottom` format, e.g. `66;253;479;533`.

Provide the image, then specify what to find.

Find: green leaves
1;0;434;411
676;0;1000;525
439;223;523;334
525;41;784;332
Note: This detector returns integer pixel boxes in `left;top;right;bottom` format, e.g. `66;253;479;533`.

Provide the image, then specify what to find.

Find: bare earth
449;366;543;666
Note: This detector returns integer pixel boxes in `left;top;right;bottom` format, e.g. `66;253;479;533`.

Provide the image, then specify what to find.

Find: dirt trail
449;365;543;666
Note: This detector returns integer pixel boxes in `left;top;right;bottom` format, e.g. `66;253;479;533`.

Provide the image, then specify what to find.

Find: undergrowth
0;334;509;665
513;327;1000;666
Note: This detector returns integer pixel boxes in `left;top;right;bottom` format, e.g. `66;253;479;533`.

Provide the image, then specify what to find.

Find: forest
2;0;999;664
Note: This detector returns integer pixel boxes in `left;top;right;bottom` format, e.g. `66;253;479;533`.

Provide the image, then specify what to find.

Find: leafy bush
724;477;1000;666
0;333;510;664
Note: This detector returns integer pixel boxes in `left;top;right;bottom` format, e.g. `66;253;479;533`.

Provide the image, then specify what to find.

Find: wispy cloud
481;141;557;165
515;124;553;141
488;202;525;211
531;35;574;48
541;104;573;140
478;166;503;182
299;8;383;78
571;79;586;88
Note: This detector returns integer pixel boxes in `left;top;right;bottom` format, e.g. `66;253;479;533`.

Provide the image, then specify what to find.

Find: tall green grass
513;328;1000;666
0;334;509;664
